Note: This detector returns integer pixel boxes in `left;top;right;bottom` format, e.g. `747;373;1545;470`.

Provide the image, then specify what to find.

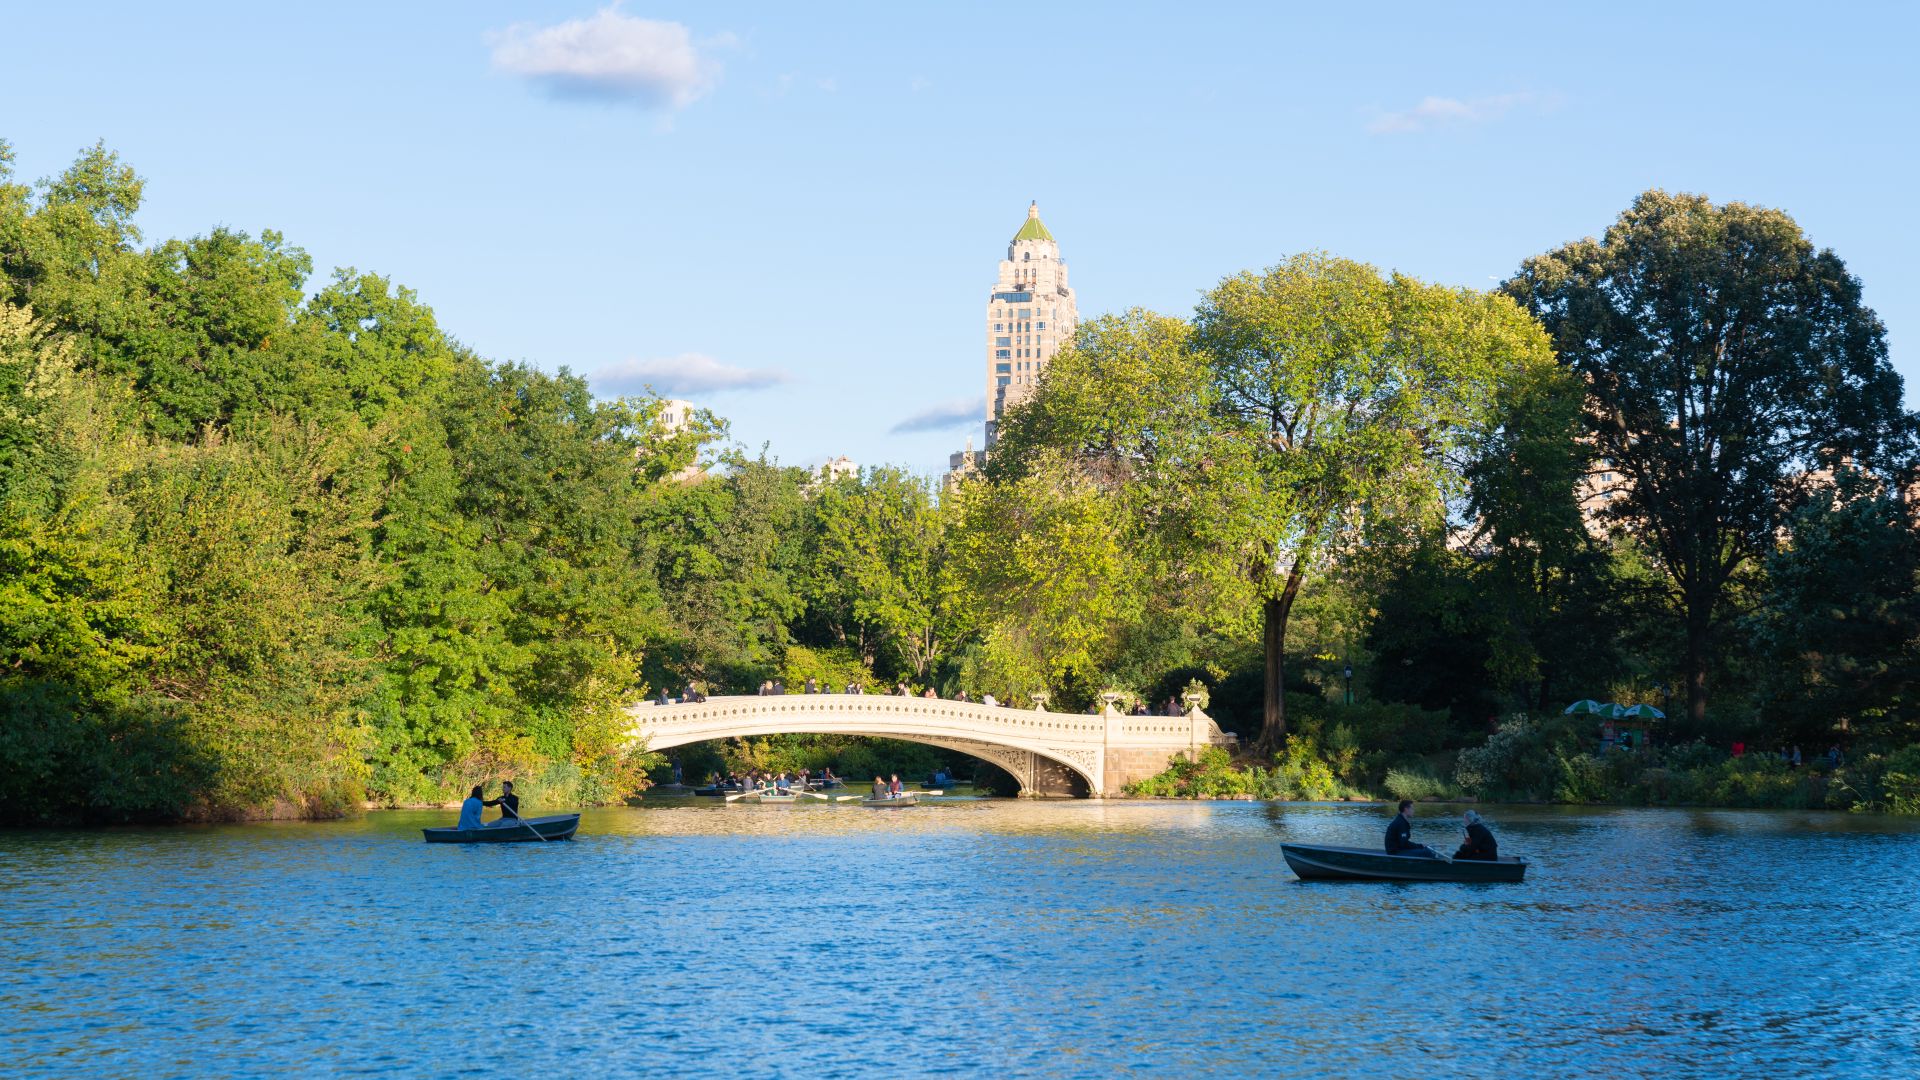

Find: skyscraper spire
1012;202;1055;244
984;201;1077;443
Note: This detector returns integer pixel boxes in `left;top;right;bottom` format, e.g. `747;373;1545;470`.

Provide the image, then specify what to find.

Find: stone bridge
627;695;1237;797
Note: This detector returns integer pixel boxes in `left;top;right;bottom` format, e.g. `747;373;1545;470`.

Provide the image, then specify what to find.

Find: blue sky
7;1;1916;474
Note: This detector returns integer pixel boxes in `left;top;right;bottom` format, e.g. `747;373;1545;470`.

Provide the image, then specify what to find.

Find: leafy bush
1688;755;1817;809
1832;745;1920;814
1271;737;1344;800
779;645;873;693
1126;747;1252;798
1337;699;1455;757
1454;719;1549;800
1383;766;1460;803
1125;739;1369;801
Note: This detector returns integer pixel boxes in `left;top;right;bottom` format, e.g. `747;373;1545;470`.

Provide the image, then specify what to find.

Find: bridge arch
627;694;1237;797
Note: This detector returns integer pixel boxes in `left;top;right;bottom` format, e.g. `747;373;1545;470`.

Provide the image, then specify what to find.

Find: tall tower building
983;202;1077;446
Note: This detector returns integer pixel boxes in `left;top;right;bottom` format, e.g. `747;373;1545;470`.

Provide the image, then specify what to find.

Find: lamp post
1343;661;1354;706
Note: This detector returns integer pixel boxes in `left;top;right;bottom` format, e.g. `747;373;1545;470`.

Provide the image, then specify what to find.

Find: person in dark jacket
482;780;520;823
1452;809;1498;861
1384;799;1438;857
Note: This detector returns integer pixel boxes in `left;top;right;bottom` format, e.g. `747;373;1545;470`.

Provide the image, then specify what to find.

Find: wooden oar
724;787;765;802
511;812;551;842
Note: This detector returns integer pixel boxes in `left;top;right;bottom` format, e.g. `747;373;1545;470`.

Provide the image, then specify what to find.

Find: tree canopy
1504;190;1918;729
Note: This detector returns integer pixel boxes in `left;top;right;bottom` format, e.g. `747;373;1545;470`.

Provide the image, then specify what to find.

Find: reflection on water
4;801;1918;1077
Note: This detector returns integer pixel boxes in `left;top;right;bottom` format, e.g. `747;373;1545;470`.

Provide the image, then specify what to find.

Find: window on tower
1036;321;1046;330
995;349;1010;359
995;363;1011;373
996;336;1011;347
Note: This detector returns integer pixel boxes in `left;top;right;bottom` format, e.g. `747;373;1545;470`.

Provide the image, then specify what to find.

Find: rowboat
422;814;580;844
1280;843;1526;882
861;794;918;808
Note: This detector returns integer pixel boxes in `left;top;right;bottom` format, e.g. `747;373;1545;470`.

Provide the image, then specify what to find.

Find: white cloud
1367;92;1534;135
591;353;790;396
489;8;719;109
890;396;985;434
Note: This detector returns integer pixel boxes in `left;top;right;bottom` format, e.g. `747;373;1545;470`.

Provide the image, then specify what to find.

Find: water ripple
2;802;1917;1077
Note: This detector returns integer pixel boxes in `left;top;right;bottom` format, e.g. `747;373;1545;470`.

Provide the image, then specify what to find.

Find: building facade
983;202;1077;446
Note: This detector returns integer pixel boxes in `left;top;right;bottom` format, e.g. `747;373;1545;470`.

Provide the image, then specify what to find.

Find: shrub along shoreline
1125;719;1920;815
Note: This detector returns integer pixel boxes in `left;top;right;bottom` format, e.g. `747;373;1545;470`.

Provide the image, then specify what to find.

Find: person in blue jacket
456;785;486;830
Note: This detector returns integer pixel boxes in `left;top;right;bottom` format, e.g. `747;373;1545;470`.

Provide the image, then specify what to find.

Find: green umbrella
1620;704;1666;721
1563;699;1618;716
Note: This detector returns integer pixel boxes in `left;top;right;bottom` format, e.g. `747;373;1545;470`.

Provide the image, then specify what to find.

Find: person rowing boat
483;780;521;823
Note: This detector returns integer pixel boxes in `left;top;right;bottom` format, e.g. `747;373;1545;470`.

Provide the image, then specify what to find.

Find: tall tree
946;452;1144;695
1192;255;1555;748
641;455;809;691
1458;360;1625;711
0;142;151;378
1504;191;1917;729
809;467;953;679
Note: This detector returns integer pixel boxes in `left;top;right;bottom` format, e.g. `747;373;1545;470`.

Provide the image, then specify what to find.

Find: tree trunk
1257;561;1306;752
1684;599;1710;732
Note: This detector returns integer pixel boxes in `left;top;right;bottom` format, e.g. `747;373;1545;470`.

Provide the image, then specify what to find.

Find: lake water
4;800;1917;1078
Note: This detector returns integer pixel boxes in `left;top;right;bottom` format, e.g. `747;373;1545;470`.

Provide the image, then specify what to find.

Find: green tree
808;467;953;679
1505;191;1918;729
442;363;666;772
1457;360;1625;711
0;143;152;379
1747;477;1920;745
363;410;522;796
642;455;809;690
946;453;1144;696
131;227;313;437
1189;255;1556;747
119;420;383;813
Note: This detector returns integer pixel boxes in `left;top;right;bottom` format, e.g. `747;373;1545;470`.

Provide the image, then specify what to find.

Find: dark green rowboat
1281;843;1526;882
422;814;580;843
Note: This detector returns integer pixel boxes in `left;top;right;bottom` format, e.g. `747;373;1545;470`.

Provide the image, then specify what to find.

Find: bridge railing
628;694;1234;751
